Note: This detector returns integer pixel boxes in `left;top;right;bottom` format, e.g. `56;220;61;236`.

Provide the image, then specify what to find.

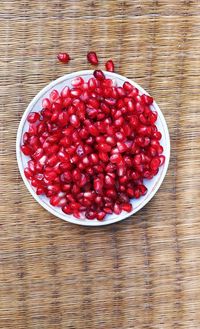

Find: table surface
0;1;200;328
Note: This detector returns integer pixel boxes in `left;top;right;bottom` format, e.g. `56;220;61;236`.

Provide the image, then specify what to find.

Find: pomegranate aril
159;155;165;165
105;60;114;72
104;207;113;214
139;185;147;195
72;77;84;87
123;81;133;92
113;203;122;215
88;77;98;90
97;212;106;221
98;143;111;153
70;114;80;128
117;142;128;153
44;171;57;181
85;210;97;220
141;94;153;105
57;52;70;63
70;89;82;98
135;103;144;114
99;152;109;162
50;89;59;102
121;203;132;212
150;157;161;170
128;88;139;98
24;168;34;179
87;51;98;65
62;205;72;214
157;145;164;154
93;70;105;81
148;112;158;124
148;146;157;157
61;86;70;98
87;98;99;109
50;195;61;206
88;124;99;137
21;145;32;156
27;112;40;123
110;153;123;164
127;100;135;112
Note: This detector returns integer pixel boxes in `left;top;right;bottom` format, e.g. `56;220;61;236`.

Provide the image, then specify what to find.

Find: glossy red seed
110;153;123;164
117;142;128;153
57;52;71;63
123;81;133;92
42;98;51;110
121;203;132;212
93;70;105;81
87;51;98;65
87;98;99;109
72;77;84;87
61;86;70;98
88;77;98;90
24;168;33;179
85;210;97;220
97;212;106;221
97;143;111;153
159;155;165;165
50;89;59;102
70;114;80;128
27;112;40;123
150;157;161;170
105;60;114;72
21;145;32;156
94;178;103;194
88;124;99;137
62;205;73;214
141;94;153;105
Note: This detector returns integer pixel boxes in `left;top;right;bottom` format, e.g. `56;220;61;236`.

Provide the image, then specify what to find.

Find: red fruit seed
87;51;98;65
57;52;71;64
105;60;114;72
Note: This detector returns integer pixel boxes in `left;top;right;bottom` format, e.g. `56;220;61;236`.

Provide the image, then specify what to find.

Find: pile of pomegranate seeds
21;70;165;221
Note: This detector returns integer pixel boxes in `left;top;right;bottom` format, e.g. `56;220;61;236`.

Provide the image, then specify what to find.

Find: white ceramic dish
16;70;170;226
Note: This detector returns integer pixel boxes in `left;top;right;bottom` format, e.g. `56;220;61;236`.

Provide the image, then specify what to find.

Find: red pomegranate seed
27;112;40;123
93;70;105;81
69;114;80;128
21;145;32;156
96;211;106;221
123;81;133;92
85;210;97;220
42;98;51;110
24;168;34;179
105;60;114;72
57;52;71;63
50;90;59;102
87;51;98;65
150;157;161;170
88;124;99;137
159;155;165;165
121;203;132;212
72;77;84;87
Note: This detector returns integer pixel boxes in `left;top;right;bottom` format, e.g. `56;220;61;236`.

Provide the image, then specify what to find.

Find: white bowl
16;70;170;226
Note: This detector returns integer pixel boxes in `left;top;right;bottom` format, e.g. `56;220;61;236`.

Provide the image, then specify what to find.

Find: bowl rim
16;70;170;226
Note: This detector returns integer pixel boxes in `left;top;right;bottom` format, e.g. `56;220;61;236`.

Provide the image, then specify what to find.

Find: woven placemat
0;1;200;328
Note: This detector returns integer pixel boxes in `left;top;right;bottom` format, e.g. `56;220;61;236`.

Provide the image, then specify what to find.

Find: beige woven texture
0;1;200;328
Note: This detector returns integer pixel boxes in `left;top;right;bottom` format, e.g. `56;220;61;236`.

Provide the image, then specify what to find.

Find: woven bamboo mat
0;1;200;328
